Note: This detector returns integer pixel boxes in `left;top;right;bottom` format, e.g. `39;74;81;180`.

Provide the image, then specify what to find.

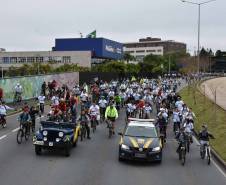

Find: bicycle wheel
109;127;112;138
17;129;23;144
181;150;186;166
207;148;211;165
25;125;30;141
186;141;190;153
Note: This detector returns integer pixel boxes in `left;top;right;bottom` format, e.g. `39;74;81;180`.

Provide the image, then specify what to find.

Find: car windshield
41;121;75;129
125;126;157;138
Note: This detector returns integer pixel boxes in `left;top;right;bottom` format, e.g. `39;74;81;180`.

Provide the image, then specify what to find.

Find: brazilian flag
86;30;96;38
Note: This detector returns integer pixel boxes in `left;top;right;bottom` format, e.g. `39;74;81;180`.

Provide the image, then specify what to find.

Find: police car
118;118;162;162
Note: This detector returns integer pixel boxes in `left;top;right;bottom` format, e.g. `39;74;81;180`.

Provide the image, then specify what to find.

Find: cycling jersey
105;106;118;119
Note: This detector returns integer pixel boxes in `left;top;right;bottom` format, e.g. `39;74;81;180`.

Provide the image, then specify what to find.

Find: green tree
123;53;135;63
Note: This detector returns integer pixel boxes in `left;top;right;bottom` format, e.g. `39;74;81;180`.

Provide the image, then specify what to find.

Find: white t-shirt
89;105;100;115
184;122;194;133
38;96;46;104
99;99;108;108
80;92;88;102
15;85;22;93
51;96;59;106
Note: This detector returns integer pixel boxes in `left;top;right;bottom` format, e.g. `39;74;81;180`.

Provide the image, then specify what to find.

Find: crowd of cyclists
0;75;215;163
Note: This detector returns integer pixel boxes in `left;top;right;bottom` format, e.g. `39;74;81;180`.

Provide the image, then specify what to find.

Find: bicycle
199;141;211;165
178;141;186;166
185;132;193;153
0;116;6;128
13;92;22;104
107;119;114;138
17;121;31;144
80;122;87;141
90;115;97;133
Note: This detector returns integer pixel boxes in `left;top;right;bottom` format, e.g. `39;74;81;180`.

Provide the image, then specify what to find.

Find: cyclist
14;83;23;102
29;106;39;133
198;125;214;152
77;110;91;139
0;101;14;128
18;109;31;134
175;127;187;158
98;96;108;122
156;113;167;141
114;93;121;111
183;117;194;151
38;93;45;115
105;103;118;135
89;102;100;125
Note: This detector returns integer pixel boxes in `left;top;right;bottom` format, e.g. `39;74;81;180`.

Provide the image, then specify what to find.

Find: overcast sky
0;0;225;54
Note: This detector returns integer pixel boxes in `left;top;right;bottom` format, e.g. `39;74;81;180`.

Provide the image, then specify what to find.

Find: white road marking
12;127;20;133
0;135;7;140
193;136;226;179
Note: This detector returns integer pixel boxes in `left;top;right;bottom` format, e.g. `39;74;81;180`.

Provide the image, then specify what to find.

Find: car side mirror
118;132;122;136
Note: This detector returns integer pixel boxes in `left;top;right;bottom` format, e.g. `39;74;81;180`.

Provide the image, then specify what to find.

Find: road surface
0;105;225;185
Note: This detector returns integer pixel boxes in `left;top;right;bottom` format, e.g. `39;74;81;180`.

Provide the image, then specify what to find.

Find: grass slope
180;86;226;162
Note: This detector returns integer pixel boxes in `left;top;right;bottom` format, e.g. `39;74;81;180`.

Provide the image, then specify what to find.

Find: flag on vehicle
86;30;96;38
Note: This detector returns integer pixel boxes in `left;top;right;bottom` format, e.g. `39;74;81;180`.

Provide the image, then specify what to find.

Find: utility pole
1;67;3;78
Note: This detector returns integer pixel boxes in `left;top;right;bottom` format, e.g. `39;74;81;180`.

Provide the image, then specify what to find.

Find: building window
136;50;145;53
62;56;71;63
3;57;10;64
157;49;162;52
146;50;156;52
10;57;17;63
18;57;26;63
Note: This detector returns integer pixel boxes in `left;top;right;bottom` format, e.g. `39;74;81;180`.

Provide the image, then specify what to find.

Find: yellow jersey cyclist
105;103;118;135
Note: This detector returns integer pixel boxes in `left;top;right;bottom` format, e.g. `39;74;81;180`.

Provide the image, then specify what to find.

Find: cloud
0;0;224;53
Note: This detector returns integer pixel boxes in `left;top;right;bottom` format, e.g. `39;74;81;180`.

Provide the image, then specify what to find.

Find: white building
123;46;164;61
123;37;186;61
0;50;92;69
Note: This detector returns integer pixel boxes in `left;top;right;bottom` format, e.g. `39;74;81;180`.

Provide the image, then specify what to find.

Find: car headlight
152;146;161;152
43;131;48;136
59;132;64;137
56;138;60;142
43;137;47;141
121;144;130;150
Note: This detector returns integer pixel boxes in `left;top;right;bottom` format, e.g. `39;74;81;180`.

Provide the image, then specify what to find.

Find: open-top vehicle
33;121;80;157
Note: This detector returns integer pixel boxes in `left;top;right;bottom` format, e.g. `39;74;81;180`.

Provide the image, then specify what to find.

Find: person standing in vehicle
105;103;118;135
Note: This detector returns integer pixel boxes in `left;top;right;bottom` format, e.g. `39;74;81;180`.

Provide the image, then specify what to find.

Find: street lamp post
181;0;216;74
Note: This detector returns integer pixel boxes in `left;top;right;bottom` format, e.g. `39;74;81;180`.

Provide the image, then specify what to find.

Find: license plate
34;141;44;145
49;142;53;146
135;153;146;158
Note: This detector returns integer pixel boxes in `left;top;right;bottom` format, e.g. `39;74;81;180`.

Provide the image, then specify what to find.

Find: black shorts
107;117;115;122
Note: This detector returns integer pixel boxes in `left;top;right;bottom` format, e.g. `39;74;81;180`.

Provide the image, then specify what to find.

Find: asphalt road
0;99;226;185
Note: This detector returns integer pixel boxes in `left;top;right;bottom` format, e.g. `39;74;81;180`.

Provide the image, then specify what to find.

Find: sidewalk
201;77;226;110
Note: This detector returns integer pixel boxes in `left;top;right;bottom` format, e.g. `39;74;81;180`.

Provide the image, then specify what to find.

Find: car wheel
73;138;77;148
35;145;42;155
65;146;71;157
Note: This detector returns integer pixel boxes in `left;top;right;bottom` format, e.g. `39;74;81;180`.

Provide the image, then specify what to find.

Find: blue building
53;38;123;60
